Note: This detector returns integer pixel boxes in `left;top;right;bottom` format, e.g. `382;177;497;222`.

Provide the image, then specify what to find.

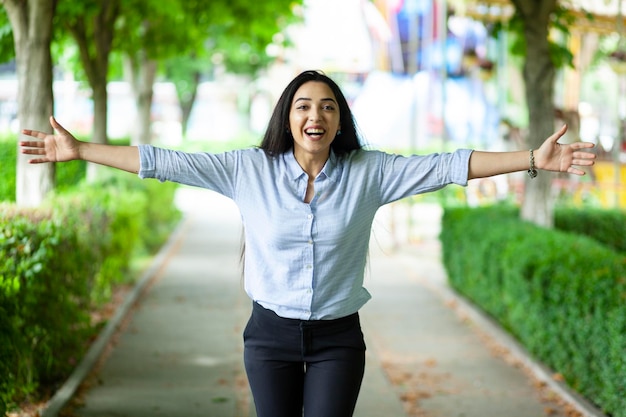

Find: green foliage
490;5;575;69
0;6;15;63
55;160;87;192
554;206;626;253
493;12;526;57
0;207;92;404
207;0;301;75
549;4;576;68
115;0;199;59
441;205;626;417
0;138;16;202
0;173;180;410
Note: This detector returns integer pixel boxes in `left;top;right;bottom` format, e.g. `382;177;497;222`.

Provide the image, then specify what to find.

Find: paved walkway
49;187;604;417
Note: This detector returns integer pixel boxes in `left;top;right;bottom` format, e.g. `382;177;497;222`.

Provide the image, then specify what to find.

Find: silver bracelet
527;149;538;179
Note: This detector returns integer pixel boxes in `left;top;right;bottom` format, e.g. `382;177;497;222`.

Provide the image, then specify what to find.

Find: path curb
40;216;190;417
430;280;608;417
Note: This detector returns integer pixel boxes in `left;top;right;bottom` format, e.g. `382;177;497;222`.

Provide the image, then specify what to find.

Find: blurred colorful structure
1;0;625;207
355;0;626;208
459;0;626;207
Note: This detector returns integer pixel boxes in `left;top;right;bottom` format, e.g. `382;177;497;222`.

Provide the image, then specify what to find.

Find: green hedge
0;207;92;407
440;206;626;417
555;206;626;253
0;173;180;412
456;204;626;254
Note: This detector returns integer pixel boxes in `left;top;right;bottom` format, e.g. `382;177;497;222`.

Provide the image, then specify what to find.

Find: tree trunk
65;0;119;180
179;71;200;138
512;0;558;228
124;51;157;145
3;0;56;207
88;77;108;180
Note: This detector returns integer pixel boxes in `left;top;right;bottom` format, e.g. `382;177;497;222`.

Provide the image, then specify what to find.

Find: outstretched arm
20;116;140;174
467;125;596;180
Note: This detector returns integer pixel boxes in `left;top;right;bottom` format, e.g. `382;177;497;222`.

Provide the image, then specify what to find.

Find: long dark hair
260;70;363;156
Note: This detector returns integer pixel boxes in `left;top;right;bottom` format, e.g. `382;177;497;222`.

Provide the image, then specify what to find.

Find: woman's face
289;81;341;163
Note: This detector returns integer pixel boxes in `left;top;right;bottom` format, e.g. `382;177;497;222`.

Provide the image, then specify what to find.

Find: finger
568;167;587;176
21;147;46;155
21;129;48;139
27;157;51;164
549;124;568;143
570;141;596;149
19;140;45;148
573;150;597;160
50;116;70;135
572;159;595;166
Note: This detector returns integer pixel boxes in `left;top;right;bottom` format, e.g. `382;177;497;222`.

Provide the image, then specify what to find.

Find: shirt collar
321;150;340;183
283;148;341;183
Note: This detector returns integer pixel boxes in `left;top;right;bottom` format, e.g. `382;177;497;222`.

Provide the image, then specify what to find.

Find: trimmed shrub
0;207;92;404
555;206;626;253
441;206;626;416
0;173;180;409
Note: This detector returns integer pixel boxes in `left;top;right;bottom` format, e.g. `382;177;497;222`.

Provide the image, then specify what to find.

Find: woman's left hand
535;125;596;176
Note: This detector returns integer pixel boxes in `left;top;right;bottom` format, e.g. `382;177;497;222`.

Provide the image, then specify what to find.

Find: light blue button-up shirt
138;145;472;320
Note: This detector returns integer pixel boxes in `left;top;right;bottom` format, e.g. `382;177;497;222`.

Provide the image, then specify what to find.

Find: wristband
527;149;538;179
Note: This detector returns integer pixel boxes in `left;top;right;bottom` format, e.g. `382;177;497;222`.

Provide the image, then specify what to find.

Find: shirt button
307;214;313;219
306;264;312;269
308;239;313;244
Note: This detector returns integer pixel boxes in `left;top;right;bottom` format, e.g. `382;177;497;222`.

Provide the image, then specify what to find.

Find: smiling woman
18;69;596;417
288;82;342;190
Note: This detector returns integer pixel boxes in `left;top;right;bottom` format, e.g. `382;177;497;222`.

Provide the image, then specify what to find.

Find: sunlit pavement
61;186;596;417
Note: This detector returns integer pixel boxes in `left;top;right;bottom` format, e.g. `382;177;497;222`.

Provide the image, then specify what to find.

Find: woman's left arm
468;125;597;180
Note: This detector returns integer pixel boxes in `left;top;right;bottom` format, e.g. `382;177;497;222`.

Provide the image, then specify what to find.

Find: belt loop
299;322;305;359
300;321;308;372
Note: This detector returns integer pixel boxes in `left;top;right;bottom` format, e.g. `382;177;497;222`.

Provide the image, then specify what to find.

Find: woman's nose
308;110;321;121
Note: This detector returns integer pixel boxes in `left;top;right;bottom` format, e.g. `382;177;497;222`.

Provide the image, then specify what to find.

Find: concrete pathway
52;187;603;417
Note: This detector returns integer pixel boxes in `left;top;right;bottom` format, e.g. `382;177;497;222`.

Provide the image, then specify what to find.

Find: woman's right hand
20;116;81;163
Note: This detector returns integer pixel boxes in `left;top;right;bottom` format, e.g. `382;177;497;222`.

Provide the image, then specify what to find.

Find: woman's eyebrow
294;97;337;103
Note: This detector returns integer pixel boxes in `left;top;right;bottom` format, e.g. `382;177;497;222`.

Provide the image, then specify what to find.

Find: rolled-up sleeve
378;148;473;204
138;144;157;180
136;144;240;198
444;148;473;185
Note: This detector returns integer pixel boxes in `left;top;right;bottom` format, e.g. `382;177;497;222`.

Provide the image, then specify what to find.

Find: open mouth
305;128;325;138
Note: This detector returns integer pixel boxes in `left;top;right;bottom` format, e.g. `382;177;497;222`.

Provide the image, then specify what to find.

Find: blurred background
1;0;626;207
3;4;626;417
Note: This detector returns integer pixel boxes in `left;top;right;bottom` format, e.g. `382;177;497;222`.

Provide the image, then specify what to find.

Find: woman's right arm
20;116;140;174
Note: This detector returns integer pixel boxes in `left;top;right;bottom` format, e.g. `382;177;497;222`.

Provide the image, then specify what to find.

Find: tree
121;0;300;143
495;0;576;227
116;0;204;145
57;0;120;178
1;0;55;207
166;53;205;138
510;0;559;227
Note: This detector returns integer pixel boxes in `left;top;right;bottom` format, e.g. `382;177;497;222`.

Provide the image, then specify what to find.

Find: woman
20;70;596;417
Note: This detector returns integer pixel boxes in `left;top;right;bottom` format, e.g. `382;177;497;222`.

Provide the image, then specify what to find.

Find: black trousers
243;302;366;417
